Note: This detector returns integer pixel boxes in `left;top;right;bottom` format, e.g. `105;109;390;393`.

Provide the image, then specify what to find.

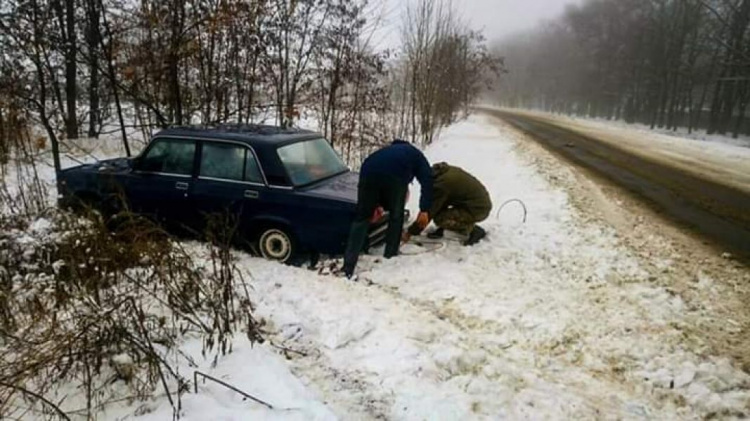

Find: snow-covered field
5;115;749;419
97;115;748;419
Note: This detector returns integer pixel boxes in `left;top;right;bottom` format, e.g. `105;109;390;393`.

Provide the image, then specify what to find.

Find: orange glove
416;211;430;230
370;206;384;223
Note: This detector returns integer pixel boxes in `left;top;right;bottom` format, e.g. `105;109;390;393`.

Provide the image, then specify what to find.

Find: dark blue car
58;125;389;263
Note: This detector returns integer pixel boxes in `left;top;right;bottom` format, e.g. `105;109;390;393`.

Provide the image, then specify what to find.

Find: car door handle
175;182;189;190
244;190;259;199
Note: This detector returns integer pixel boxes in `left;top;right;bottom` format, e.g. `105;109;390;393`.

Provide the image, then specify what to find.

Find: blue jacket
361;140;433;212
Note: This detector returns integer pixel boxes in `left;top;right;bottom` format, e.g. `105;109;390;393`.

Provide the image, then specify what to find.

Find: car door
189;140;266;238
126;137;197;230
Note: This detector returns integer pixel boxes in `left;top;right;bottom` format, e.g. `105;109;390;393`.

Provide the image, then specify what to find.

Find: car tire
257;226;298;264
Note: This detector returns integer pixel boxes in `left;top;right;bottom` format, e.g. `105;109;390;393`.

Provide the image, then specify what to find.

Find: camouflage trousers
433;205;491;236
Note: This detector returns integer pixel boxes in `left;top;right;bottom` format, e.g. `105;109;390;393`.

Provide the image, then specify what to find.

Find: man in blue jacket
342;139;433;279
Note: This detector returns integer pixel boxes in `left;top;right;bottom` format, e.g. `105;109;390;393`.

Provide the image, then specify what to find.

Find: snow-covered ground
5;114;749;419
491;106;750;150
99;115;749;419
573;114;750;150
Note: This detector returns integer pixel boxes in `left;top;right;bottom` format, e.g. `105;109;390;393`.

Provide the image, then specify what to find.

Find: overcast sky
370;0;582;50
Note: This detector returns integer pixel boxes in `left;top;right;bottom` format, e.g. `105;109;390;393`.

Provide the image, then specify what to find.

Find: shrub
0;207;263;419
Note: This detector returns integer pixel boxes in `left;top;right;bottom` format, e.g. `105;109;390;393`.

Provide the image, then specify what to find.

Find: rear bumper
365;209;409;251
366;217;389;249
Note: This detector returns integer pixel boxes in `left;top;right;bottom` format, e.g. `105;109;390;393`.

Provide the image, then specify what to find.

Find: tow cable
495;198;528;224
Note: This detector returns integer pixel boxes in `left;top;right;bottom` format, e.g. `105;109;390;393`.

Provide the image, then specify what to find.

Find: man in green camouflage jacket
406;162;492;246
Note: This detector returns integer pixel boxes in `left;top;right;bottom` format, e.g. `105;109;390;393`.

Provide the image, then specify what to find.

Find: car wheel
257;227;296;263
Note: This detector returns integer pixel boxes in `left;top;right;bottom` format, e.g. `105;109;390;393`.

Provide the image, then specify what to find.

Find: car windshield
277;138;348;186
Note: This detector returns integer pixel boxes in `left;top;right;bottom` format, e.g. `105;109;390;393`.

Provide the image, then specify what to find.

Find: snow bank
489;108;750;195
579;115;750;150
498;106;750;150
126;337;336;420
163;115;748;419
7;114;748;419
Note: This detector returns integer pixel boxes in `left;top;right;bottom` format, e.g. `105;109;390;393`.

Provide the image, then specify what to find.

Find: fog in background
370;0;750;138
488;0;750;138
372;0;581;51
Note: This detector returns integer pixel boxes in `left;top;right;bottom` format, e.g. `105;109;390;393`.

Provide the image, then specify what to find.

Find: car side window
140;139;196;175
200;142;264;184
200;143;245;181
244;150;263;184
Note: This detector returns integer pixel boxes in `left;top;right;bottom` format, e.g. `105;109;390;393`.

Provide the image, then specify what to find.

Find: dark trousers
343;174;407;275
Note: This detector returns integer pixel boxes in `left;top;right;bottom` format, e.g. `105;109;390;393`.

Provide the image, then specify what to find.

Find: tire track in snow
489;113;750;372
249;252;686;420
236;114;748;419
363;257;678;416
359;114;750;418
281;347;393;420
250;271;397;419
250;261;631;419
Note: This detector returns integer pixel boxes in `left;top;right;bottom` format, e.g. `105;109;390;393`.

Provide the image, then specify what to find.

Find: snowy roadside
481;107;750;196
524;109;750;150
121;115;749;419
4;114;749;419
485;106;750;150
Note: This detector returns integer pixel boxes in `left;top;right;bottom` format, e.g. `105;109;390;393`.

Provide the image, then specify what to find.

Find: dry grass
0;193;263;420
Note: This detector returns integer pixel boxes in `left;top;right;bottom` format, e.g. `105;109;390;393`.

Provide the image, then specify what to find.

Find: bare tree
401;0;501;144
263;0;332;127
0;0;65;176
84;0;101;138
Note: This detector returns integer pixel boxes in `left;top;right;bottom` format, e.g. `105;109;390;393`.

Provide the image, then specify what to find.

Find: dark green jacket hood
432;162;451;178
429;162;491;216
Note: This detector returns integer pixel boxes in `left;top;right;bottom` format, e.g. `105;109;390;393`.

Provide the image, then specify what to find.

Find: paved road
480;108;750;264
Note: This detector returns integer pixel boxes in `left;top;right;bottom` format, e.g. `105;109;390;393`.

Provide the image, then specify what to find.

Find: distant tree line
493;0;750;138
0;0;500;174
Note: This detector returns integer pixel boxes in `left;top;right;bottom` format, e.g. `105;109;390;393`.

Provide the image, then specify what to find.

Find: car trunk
300;171;406;253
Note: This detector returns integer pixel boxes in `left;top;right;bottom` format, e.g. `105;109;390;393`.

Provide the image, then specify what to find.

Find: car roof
154;124;321;147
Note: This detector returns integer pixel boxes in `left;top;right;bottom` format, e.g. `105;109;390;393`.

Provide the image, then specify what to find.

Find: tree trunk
707;74;725;134
733;81;749;138
167;0;185;125
327;50;342;145
86;0;100;138
65;0;78;139
719;80;737;134
0;107;6;164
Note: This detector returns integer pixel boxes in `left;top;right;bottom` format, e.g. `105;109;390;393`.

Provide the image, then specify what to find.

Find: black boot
343;262;356;279
463;225;486;246
427;227;444;239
